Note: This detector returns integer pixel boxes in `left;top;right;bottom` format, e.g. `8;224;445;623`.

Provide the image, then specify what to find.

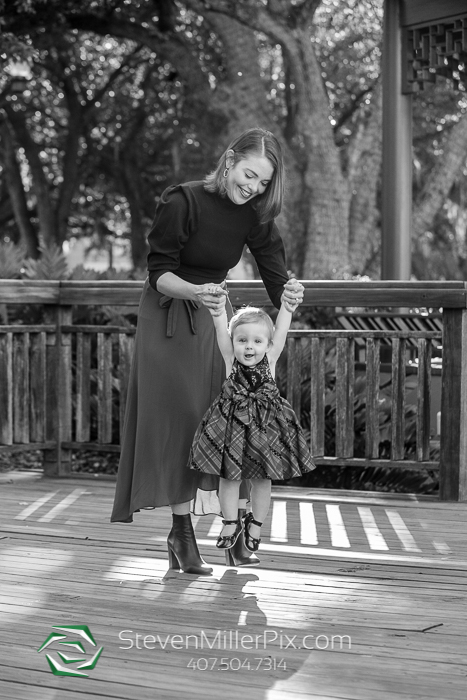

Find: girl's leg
218;478;241;536
249;478;272;540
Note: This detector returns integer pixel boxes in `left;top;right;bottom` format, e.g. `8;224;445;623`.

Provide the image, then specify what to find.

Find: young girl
188;285;315;563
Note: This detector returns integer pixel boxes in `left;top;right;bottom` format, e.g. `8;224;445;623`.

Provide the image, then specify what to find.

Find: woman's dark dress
189;355;315;480
110;181;289;522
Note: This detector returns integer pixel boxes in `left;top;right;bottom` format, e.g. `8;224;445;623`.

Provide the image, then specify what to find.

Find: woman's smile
225;154;274;206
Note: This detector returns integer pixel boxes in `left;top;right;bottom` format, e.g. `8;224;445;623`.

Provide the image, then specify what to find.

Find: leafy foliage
1;0;466;279
0;240;27;278
21;242;69;279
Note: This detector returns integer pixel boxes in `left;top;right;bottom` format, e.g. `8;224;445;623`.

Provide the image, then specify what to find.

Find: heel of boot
168;545;180;570
167;514;213;575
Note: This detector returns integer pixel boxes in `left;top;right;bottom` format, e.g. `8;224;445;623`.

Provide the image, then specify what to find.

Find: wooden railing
1;279;466;501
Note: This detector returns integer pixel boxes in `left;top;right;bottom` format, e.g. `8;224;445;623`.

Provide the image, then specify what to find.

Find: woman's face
225;153;274;205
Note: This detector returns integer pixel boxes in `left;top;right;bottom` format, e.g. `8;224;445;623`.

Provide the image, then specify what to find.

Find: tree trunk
0;122;40;258
119;156;149;269
55;83;84;244
4;104;58;246
281;27;351;277
347;84;383;276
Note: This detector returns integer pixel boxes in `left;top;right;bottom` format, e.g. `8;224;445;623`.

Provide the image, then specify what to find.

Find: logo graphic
37;625;104;677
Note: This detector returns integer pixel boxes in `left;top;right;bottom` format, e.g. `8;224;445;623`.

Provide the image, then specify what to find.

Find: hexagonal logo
37;625;104;677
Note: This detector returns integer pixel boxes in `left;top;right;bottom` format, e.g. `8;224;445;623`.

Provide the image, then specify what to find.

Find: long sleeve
147;186;190;290
247;221;289;309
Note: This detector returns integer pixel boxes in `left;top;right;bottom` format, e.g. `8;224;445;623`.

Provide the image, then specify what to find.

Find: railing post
43;303;73;477
439;307;467;501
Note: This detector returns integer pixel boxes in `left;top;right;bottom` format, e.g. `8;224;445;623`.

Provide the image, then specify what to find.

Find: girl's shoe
216;518;242;549
225;509;260;566
167;513;213;575
243;512;263;553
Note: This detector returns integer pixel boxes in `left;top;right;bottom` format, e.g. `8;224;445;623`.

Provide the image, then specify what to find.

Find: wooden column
439;307;467;501
381;0;412;280
43;304;73;477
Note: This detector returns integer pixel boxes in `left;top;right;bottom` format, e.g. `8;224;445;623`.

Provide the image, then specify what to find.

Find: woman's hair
204;127;284;222
228;306;274;342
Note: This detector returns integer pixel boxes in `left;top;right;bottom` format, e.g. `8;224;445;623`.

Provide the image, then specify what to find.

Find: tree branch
413;112;467;238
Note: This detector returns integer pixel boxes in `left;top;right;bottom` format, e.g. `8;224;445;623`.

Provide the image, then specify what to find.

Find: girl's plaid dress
188;355;315;480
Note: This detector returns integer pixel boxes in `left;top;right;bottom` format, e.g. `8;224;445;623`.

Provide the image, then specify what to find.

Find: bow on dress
222;381;281;427
159;295;202;337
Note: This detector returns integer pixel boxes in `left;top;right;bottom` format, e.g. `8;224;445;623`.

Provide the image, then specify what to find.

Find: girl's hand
282;277;304;308
195;284;228;316
283;299;298;313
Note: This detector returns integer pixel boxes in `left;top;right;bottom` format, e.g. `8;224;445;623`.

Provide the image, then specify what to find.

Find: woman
111;127;304;574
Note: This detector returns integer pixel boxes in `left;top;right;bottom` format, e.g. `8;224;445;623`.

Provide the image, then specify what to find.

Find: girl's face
225;153;274;205
232;321;271;366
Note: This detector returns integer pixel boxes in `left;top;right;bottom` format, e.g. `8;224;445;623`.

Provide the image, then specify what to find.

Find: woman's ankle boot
167;513;213;575
225;509;260;567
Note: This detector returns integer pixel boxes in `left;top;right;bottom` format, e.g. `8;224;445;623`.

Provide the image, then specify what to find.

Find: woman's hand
281;277;304;310
194;284;228;316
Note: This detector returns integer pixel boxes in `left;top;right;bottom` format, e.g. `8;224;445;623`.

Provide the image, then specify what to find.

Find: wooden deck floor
1;471;466;700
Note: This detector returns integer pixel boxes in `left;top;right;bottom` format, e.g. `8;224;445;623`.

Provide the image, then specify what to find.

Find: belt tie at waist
159;296;202;337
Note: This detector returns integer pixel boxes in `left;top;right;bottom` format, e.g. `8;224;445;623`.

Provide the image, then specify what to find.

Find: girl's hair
228;306;274;342
204;127;284;222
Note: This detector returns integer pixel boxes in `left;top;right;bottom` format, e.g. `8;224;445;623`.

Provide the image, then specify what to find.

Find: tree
2;0;467;280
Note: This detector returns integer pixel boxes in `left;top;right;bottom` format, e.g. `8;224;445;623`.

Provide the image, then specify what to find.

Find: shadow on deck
1;472;466;700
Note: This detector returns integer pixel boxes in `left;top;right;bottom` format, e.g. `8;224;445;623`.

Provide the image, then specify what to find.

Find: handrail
1;279;466;501
0;279;466;307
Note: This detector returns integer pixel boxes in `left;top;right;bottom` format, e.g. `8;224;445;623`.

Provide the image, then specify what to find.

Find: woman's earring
223;168;229;178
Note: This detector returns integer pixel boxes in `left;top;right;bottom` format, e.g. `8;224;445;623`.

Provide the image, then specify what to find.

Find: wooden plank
97;332;113;444
320;459;450;479
365;338;380;459
29;332;47;443
0;442;54;453
440;307;467;501
62;442;121;453
0;279;465;308
13;332;29;443
56;307;73;477
391;338;406;461
416;338;432;461
42;306;72;477
335;338;354;458
59;327;73;445
43;321;58;475
310;337;325;456
0;324;55;332
62;324;136;334
118;333;134;443
0;332;13;445
75;332;91;442
347;338;355;456
286;337;301;415
60;281;143;306
289;329;441;339
401;0;467;27
0;280;60;304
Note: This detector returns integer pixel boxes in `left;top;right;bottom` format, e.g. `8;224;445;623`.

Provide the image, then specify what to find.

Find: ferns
21;243;69;280
0;241;27;279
